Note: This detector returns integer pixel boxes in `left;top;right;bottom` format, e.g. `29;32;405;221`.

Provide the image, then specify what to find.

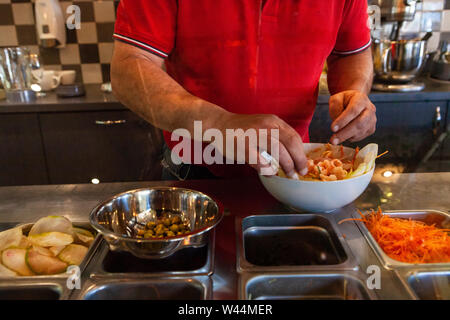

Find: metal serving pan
236;214;358;272
0;222;102;299
402;270;450;300
71;276;212;300
84;231;215;279
239;272;378;300
352;210;450;270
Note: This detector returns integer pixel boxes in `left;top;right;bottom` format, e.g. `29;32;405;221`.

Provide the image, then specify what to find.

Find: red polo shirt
114;0;371;177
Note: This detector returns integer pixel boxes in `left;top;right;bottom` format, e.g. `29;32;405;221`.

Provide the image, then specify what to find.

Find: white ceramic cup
58;70;76;85
39;70;61;91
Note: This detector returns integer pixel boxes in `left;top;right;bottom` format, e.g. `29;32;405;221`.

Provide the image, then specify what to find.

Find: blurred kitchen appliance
430;41;450;81
372;38;427;91
0;47;37;102
369;0;427;92
35;0;66;48
369;0;419;22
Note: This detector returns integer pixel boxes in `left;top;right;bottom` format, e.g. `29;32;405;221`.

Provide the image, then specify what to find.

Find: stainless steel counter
0;172;449;299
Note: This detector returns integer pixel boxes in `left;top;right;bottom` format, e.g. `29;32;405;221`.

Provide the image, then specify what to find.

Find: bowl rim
89;186;223;243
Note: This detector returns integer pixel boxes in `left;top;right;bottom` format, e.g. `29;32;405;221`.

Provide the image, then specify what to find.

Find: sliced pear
0;227;22;252
2;248;34;276
26;248;67;275
28;232;73;247
0;263;17;277
58;244;88;266
73;228;94;246
29;216;73;237
49;245;66;256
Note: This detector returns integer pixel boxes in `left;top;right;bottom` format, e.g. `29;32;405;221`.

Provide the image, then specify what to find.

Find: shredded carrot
340;207;450;264
376;150;389;159
351;146;359;167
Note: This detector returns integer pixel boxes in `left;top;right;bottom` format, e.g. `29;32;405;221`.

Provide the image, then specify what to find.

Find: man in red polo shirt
111;0;376;180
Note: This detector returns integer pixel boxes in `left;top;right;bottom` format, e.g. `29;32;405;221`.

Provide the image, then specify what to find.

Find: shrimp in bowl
260;143;380;212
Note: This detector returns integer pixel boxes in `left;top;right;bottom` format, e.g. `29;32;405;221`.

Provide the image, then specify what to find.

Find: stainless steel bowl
372;38;427;83
89;187;222;259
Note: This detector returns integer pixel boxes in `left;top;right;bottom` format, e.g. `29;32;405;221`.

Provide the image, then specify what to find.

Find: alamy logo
66;5;81;30
366;265;381;290
171;121;280;175
66;265;81;290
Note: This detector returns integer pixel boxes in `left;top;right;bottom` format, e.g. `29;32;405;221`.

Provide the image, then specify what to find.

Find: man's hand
329;90;376;145
213;113;308;178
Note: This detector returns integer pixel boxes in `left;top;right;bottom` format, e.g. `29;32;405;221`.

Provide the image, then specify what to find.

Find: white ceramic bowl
259;144;374;212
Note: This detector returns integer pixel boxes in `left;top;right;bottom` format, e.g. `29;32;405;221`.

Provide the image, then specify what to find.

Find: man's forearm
326;49;373;95
110;41;229;135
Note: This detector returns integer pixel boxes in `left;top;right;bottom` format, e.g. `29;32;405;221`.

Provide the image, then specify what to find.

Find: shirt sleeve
113;0;177;59
332;0;371;55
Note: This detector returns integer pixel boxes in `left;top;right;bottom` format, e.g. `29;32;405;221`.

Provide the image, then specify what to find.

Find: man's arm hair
326;49;373;95
110;40;229;134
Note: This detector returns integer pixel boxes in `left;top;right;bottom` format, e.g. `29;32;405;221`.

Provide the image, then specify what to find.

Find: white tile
0;0;11;3
442;10;450;31
93;1;116;22
76;22;98;43
81;63;103;84
401;11;422;34
421;31;441;51
422;0;444;11
59;43;81;64
421;11;442;31
0;26;18;46
98;42;113;63
12;3;34;25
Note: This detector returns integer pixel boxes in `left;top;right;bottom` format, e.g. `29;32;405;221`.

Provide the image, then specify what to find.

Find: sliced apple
29;216;73;236
0;263;17;277
28;232;73;247
58;244;88;266
26;247;67;275
2;248;34;276
0;227;22;252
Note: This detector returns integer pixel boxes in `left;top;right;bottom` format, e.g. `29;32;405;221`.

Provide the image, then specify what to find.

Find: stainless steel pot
89;187;223;259
372;38;427;83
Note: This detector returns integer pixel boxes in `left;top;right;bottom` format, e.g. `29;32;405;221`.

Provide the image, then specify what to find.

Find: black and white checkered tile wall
0;0;119;84
2;0;450;84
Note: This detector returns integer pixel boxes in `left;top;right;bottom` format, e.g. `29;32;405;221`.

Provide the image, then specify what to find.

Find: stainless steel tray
239;272;378;300
71;276;212;300
236;214;358;273
84;231;215;279
0;222;102;300
352;210;450;270
399;270;450;300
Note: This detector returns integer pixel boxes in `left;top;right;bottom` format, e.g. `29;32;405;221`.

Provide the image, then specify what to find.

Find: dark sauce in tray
244;227;344;266
102;244;209;273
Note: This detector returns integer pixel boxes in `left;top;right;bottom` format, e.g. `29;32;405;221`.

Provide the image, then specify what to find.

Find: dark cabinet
39;111;163;184
310;100;448;170
0;114;48;186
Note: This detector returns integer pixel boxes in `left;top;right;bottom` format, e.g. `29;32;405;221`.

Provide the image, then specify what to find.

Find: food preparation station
0;172;448;300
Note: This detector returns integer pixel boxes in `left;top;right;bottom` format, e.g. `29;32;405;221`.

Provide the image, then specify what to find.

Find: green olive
169;224;179;233
171;216;181;224
137;229;145;236
166;231;175;237
144;232;154;239
155;228;164;235
146;221;156;228
163;218;171;226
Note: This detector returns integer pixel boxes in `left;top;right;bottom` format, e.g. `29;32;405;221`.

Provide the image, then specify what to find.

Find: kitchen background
0;0;119;84
1;0;450;85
